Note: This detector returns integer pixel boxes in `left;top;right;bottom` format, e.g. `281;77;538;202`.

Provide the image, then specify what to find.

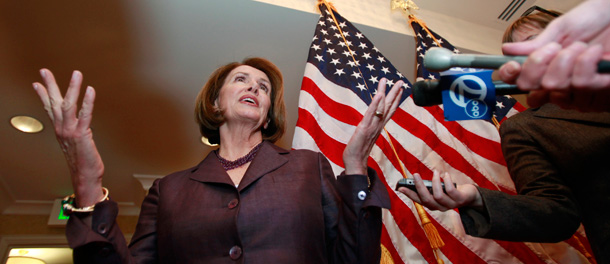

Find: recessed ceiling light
201;136;218;146
10;116;44;133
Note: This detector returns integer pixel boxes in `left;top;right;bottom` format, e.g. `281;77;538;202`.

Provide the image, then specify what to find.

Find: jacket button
97;223;108;234
357;190;367;201
229;245;242;260
228;199;239;209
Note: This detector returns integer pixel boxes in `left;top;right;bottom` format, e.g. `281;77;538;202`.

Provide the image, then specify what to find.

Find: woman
34;57;404;263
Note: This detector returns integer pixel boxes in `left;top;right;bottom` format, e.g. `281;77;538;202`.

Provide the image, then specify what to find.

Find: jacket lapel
238;141;288;191
189;151;233;185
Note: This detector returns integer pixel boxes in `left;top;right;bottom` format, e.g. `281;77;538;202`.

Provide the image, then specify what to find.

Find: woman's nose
247;84;259;94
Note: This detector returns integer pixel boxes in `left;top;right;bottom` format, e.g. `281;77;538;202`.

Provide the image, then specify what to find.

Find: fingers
32;82;52;121
62;71;84;133
541;42;588;90
383;81;404;123
498;61;522;84
573;44;610;90
516;42;562;90
77;86;96;132
371;78;387;119
39;69;65;126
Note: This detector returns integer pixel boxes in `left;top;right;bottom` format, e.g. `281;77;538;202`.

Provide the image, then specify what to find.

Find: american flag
293;5;593;263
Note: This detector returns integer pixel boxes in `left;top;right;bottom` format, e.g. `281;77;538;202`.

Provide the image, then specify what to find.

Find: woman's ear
263;119;270;130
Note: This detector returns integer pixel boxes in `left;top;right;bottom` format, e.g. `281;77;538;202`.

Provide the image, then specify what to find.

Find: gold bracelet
62;187;109;214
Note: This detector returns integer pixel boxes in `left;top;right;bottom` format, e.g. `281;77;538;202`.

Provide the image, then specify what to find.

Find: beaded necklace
215;141;263;170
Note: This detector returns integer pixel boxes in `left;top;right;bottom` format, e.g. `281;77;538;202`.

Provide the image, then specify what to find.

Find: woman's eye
260;85;269;92
235;76;245;82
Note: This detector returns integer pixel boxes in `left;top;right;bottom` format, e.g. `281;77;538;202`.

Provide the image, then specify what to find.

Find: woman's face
216;65;272;129
511;23;544;42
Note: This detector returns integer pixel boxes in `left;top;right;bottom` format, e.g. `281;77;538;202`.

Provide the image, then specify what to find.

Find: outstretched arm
33;69;105;207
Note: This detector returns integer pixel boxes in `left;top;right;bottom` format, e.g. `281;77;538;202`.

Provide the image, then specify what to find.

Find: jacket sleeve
318;152;391;264
459;117;581;242
66;200;130;263
66;179;162;264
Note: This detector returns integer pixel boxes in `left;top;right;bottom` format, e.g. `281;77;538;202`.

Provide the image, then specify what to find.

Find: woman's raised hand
343;78;404;175
33;69;105;207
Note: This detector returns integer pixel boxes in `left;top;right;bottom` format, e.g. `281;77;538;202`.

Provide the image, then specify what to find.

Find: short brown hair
502;10;562;43
194;57;286;145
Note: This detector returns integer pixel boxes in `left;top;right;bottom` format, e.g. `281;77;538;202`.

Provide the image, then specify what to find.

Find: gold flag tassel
317;1;445;263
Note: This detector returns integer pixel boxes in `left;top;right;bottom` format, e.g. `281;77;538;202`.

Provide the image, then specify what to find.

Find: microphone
412;79;526;106
424;47;610;73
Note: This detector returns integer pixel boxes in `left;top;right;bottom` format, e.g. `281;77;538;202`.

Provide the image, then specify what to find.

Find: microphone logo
448;75;489;118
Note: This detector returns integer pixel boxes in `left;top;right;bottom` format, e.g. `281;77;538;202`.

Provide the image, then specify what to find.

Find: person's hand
342;78;403;175
33;69;105;207
498;0;610;111
397;171;482;212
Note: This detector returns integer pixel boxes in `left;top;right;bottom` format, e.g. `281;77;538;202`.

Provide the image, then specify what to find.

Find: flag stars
402;82;410;89
351;71;362;79
356;83;367;91
381;67;390;74
330;58;341;65
321;29;328;35
373;47;380;53
334;33;342;39
358;43;367;49
334;68;345;76
347;61;357;67
377;56;386;63
386;79;394;87
397;71;404;78
428;74;436;80
313;35;318;41
315;54;324;62
496;101;505;109
369;76;379;84
363;53;372;60
330;25;338;31
366;64;375;71
355;32;364;39
339;21;347;28
318;20;325;26
311;44;321;51
323;38;332;45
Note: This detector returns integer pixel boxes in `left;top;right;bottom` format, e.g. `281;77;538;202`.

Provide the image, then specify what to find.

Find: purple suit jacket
66;141;391;263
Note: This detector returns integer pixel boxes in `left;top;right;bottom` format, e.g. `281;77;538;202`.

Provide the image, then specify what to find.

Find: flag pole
316;1;446;263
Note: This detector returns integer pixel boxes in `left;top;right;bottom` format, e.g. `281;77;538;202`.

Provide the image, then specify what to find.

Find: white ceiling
0;0;582;218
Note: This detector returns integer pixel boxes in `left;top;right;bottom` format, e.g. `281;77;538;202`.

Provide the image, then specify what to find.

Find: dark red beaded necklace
215;142;263;170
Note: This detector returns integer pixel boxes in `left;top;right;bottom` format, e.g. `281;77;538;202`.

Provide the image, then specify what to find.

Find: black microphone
412;79;526;106
424;47;610;73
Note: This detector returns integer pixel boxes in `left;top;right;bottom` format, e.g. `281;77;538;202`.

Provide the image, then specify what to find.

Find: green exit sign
48;198;69;226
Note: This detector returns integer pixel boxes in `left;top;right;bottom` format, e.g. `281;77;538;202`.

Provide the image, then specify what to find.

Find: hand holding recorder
396;171;483;212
